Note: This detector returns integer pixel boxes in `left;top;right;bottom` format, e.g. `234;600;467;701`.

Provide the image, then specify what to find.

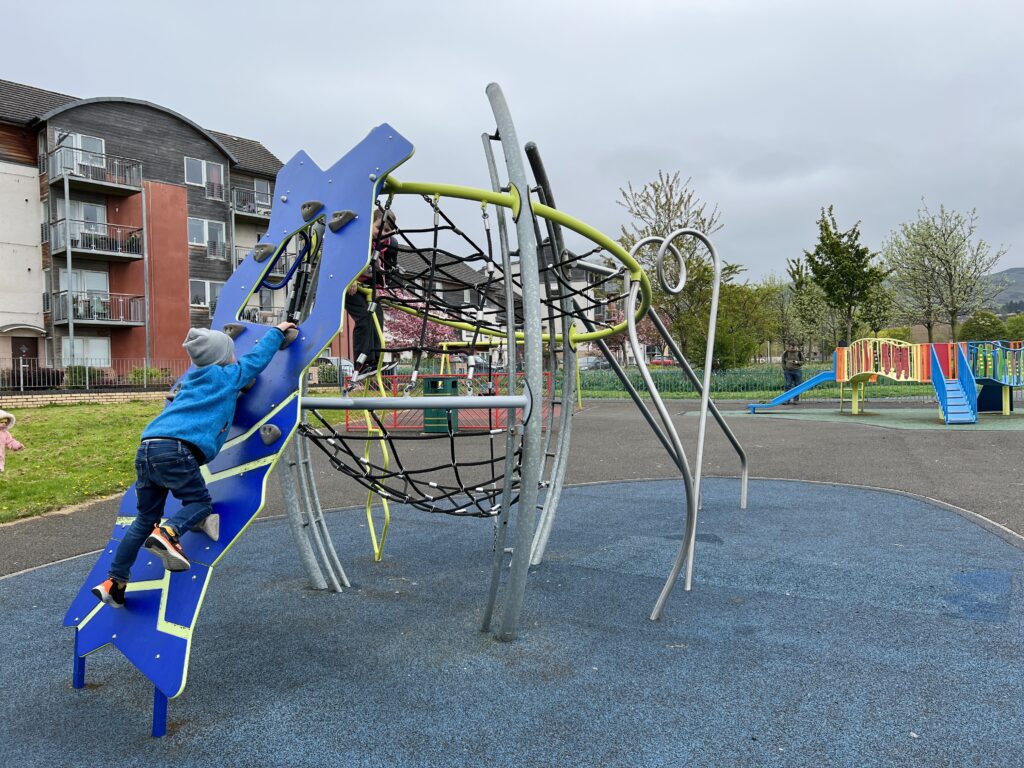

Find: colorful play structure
749;337;1024;424
64;84;749;736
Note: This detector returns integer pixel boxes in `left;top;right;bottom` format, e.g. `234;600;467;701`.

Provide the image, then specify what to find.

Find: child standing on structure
92;321;295;607
347;207;398;377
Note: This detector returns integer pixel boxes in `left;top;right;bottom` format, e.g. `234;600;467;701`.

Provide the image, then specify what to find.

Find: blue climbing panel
63;125;415;708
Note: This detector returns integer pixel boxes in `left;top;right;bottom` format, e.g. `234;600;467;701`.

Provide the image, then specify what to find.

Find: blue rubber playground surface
2;477;1023;767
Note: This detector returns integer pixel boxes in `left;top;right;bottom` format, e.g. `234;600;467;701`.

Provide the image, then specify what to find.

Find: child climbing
92;322;296;608
0;409;25;472
347;206;398;378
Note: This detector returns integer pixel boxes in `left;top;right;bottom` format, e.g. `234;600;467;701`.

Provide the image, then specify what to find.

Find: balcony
48;291;145;326
50;220;144;262
234;245;292;278
231;187;272;221
48;148;142;195
206;240;229;261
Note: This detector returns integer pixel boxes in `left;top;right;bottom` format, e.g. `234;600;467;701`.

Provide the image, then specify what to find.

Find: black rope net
289;194;621;517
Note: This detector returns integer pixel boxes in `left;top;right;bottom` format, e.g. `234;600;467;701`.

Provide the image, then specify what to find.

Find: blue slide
747;370;836;413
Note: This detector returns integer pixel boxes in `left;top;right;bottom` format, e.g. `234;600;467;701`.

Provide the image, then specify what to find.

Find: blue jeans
108;439;212;583
784;369;803;400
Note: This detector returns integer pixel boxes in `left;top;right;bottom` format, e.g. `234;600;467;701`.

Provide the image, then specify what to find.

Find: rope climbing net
264;180;653;520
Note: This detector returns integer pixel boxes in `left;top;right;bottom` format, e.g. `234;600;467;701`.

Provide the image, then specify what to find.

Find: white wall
0;161;44;348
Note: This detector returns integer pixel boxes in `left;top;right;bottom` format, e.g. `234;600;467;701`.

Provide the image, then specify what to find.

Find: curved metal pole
525;142;577;566
280;438;328;590
656;229;721;590
487;83;546;641
480;130;520;633
622;277;697;620
646;307;748;510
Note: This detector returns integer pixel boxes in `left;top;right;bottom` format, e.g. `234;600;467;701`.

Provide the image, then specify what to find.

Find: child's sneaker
145;525;191;572
91;578;126;608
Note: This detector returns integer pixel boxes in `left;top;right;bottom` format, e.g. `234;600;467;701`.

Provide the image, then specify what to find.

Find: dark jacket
781;349;804;371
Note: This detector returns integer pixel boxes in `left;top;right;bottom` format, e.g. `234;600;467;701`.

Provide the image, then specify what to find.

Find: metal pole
479;131;519;633
486;83;545;642
280;439;328;590
141;184;151;370
63;174;75;368
524;142;577;566
656;229;722;589
647;307;748;510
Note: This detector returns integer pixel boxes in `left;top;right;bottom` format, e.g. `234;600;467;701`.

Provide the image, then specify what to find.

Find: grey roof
0;79;76;125
208;130;282;178
0;79;280;176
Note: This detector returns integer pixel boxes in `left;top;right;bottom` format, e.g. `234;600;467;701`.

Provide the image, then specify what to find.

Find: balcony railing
207;240;229;260
50;219;143;256
234;245;292;277
232;187;272;217
206;181;226;201
49;291;145;323
48;147;142;188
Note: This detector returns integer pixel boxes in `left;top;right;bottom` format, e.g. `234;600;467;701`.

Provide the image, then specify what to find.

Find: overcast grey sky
6;0;1021;279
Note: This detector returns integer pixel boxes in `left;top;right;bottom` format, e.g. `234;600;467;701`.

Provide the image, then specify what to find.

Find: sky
5;0;1021;280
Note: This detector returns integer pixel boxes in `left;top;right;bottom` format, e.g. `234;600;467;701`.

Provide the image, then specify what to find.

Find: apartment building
0;78;288;376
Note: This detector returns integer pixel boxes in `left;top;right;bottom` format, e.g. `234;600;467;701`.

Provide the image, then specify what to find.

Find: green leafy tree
878;327;914;343
958;311;1007;341
1005;314;1024;340
885;203;1006;341
804;206;887;345
857;284;895;336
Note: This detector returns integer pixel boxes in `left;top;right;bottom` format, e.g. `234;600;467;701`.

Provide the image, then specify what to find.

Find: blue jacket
142;328;284;462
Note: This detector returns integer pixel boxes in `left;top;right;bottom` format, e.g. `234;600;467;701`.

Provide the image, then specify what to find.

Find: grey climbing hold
223;323;245;339
300;201;324;221
253;244;275;262
260;424;282;446
280;328;299;349
328;210;357;233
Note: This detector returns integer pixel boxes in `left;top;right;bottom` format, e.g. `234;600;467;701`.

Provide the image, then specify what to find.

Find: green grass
0;400;163;524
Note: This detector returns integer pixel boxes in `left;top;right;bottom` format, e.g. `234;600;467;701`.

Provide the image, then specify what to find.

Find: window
190;279;224;309
54;130;105;173
184;157;226;200
58;268;109;296
61;336;111;366
187;217;227;258
58;199;107;233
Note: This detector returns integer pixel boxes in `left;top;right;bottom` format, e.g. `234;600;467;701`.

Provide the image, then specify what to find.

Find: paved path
3;400;1022;577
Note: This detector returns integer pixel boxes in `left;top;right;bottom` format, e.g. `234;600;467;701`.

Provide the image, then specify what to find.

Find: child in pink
0;409;25;472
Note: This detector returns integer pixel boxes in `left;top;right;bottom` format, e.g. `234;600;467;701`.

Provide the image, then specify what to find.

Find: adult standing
781;340;805;403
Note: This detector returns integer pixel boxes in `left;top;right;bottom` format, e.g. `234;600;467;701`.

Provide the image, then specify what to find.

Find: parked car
649;355;677;366
578;357;612;370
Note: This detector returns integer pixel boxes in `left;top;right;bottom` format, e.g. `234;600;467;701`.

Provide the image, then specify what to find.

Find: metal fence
6;356;1022;405
47;147;142;187
50;219;143;256
571;363;994;403
47;291;145;323
0;358;190;392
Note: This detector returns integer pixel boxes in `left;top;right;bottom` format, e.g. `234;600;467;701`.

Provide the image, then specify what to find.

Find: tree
958;311;1007;341
382;289;461;350
885;203;1006;342
803;206;887;345
605;308;661;363
617;170;740;365
1006;314;1024;340
857;283;895;336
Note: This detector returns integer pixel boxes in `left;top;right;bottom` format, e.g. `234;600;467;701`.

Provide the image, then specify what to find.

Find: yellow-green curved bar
382;177;652;343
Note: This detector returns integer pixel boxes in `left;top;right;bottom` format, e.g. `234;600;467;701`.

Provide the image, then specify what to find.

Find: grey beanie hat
183;328;235;367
